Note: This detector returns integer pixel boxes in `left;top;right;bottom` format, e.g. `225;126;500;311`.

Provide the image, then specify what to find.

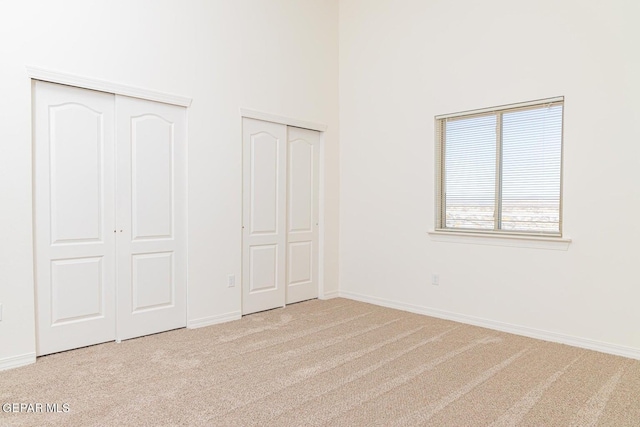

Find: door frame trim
26;66;192;107
239;111;328;303
240;108;327;132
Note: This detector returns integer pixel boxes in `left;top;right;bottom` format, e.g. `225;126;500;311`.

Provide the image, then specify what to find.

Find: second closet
242;118;320;314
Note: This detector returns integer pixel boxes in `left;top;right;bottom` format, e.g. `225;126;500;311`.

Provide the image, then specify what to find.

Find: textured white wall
339;0;640;354
0;0;339;365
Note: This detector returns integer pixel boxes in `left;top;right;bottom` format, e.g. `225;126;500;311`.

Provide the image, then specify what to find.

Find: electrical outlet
227;274;236;288
431;274;440;286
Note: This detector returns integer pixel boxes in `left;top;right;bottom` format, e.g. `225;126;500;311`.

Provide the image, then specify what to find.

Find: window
435;97;564;236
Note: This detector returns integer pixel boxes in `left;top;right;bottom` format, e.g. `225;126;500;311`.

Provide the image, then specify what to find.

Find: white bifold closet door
242;118;319;315
115;96;187;341
34;81;186;356
285;126;320;305
34;82;117;355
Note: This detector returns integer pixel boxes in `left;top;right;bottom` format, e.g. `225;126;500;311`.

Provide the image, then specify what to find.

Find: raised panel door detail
288;139;314;233
249;245;278;293
35;81;116;356
131;115;173;241
285;126;320;305
131;252;174;313
50;103;103;244
51;257;103;325
115;95;187;341
288;241;312;286
250;132;280;235
242;118;287;315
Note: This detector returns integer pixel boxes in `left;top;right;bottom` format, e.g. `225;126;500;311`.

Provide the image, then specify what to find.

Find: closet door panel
286;127;320;304
116;96;187;340
242;118;287;315
131;115;174;240
34;81;116;356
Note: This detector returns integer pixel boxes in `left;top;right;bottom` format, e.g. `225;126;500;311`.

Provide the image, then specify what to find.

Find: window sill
427;230;571;251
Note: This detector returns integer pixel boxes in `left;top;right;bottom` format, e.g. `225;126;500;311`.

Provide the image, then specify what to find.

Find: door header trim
240;108;327;132
26;66;192;107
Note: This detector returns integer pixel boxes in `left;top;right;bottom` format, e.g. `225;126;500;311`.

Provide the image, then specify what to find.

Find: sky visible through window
444;104;563;233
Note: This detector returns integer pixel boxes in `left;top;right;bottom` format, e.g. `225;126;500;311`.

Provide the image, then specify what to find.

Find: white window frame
435;97;565;238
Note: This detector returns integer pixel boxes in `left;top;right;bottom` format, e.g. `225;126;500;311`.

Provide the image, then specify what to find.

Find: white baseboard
187;311;241;329
0;352;36;372
339;291;640;360
320;290;339;300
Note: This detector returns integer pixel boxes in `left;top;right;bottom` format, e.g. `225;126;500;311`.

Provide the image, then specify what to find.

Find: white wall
0;0;339;366
339;0;640;356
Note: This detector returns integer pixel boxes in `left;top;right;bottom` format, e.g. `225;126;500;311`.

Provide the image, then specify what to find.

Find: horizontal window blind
444;114;496;230
436;99;564;235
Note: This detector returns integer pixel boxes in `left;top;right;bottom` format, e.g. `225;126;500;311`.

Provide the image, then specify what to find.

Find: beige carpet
1;298;639;426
